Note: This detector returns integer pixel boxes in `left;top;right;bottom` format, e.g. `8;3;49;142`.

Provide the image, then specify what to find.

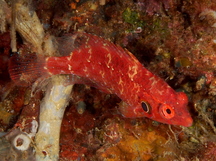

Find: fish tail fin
9;53;48;86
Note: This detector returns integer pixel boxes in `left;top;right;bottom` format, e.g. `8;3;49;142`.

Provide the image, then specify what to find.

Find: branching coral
35;76;73;161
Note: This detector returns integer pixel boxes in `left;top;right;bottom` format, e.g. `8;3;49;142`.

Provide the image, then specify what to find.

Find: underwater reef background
0;0;216;160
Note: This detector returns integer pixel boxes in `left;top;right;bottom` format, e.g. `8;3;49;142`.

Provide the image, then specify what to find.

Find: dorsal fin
124;48;140;64
56;32;140;65
77;32;140;63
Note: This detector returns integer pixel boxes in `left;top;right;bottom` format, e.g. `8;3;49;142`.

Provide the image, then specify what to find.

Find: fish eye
166;108;171;114
160;104;175;119
141;101;151;113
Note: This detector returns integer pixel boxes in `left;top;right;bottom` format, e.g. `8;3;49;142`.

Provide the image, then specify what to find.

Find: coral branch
35;76;73;161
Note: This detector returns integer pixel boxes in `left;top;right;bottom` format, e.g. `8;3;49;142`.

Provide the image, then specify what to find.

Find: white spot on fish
88;48;92;54
86;48;92;63
68;52;73;61
148;77;159;91
99;70;105;78
68;64;72;70
118;77;123;85
83;66;88;73
128;65;138;81
119;87;124;95
145;71;151;76
106;53;112;68
85;44;90;48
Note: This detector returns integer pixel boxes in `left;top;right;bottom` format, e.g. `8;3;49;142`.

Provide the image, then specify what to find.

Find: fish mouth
181;116;193;127
170;115;193;127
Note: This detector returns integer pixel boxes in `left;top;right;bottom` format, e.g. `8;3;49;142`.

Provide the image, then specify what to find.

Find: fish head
119;91;193;127
154;92;193;127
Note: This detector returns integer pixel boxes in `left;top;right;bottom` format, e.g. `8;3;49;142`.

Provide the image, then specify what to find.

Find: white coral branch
35;76;73;161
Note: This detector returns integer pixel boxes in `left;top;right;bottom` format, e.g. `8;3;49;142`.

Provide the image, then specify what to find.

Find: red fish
9;32;193;127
